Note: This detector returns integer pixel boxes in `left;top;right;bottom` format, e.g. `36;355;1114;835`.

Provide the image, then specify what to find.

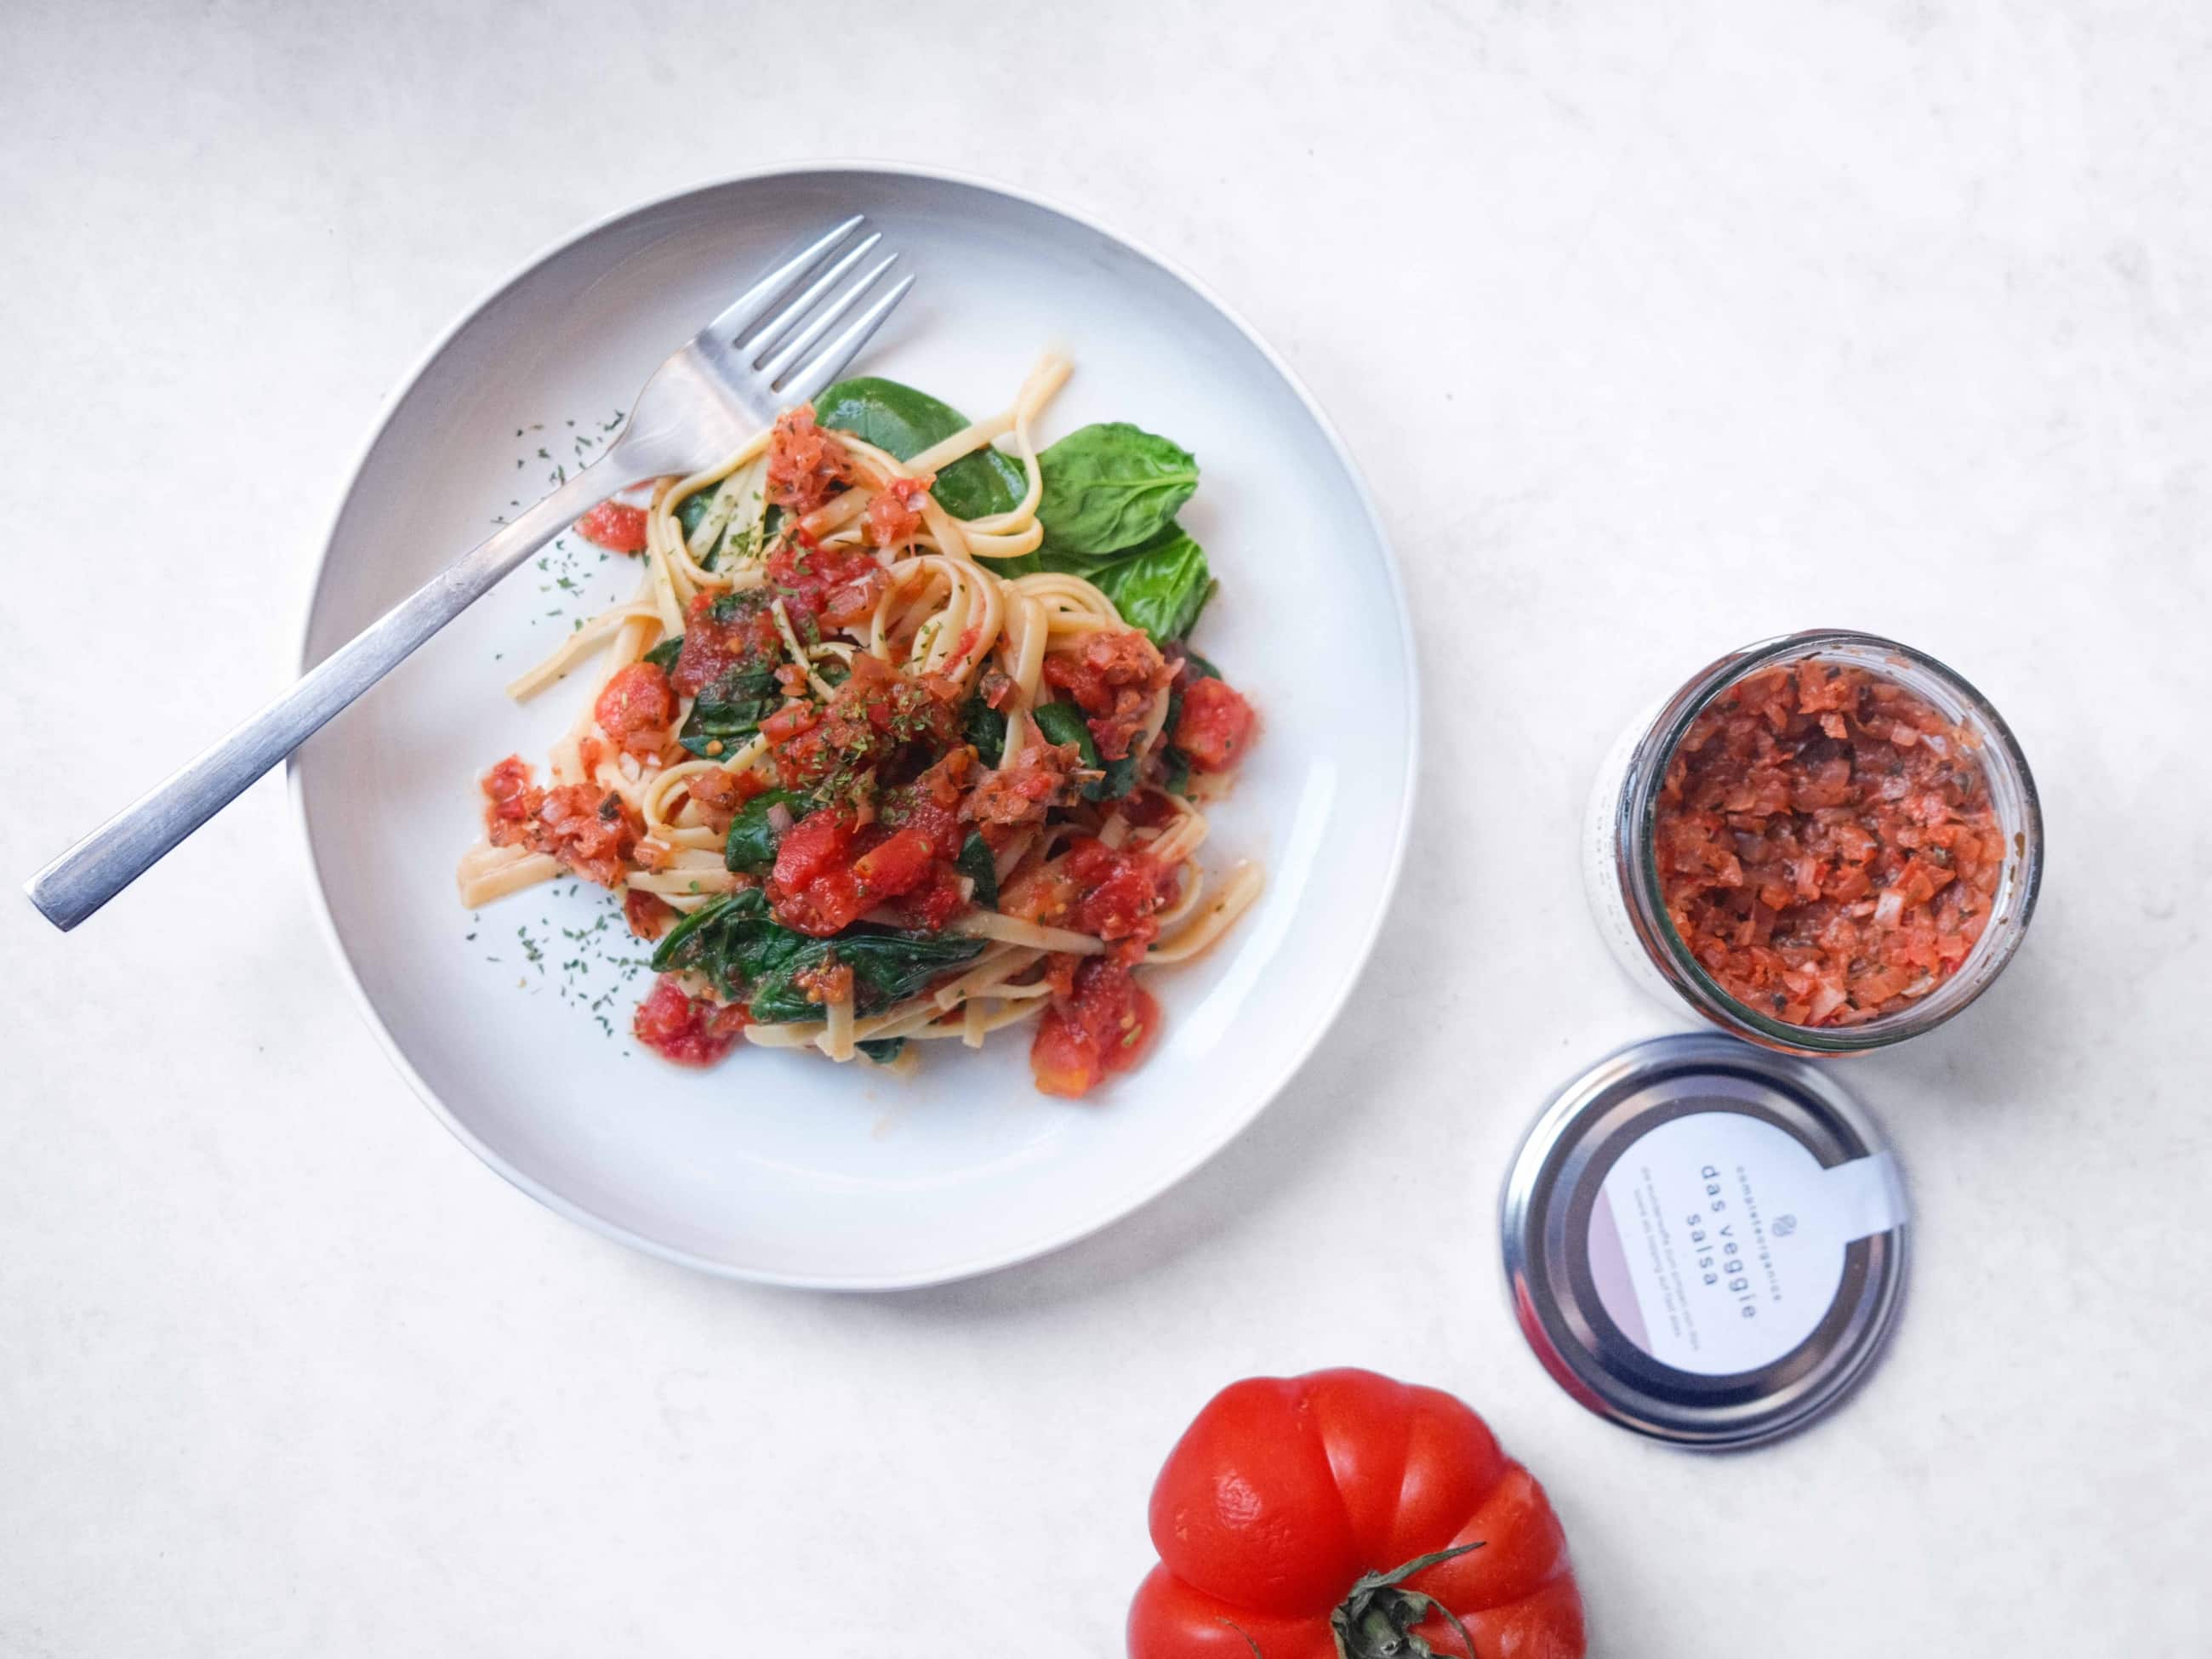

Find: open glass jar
1584;630;2044;1054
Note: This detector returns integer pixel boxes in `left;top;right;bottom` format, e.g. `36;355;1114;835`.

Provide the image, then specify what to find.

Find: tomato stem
1328;1542;1485;1659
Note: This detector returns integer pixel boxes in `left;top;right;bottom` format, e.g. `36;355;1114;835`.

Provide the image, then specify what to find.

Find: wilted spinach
962;698;1007;767
1032;700;1136;801
653;889;984;1024
644;635;684;673
722;789;807;874
955;830;999;909
678;662;780;758
856;1037;907;1064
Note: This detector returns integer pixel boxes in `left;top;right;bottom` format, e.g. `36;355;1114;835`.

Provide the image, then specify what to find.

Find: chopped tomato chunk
865;475;932;550
851;826;937;904
537;785;641;887
632;975;748;1065
1029;958;1161;1097
1172;676;1256;772
593;661;676;757
671;590;780;698
765;406;852;516
575;500;649;553
1044;630;1172;761
482;755;541;832
624;887;677;940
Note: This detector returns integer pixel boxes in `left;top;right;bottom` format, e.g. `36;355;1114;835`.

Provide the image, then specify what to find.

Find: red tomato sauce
1652;660;2006;1027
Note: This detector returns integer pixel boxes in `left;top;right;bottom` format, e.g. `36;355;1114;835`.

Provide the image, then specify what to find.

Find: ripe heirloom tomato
1128;1369;1585;1659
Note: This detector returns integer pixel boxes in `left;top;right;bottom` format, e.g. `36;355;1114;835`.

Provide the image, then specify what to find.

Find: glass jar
1583;629;2044;1054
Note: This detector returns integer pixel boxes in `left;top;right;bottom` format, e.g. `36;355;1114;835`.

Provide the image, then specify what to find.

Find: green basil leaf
1035;423;1198;557
963;698;1006;767
1086;524;1214;644
678;662;780;758
955;830;999;909
722;789;806;874
812;376;1026;520
857;1036;906;1064
643;635;684;673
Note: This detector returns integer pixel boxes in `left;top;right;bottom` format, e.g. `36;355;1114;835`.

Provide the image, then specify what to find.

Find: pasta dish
456;356;1260;1097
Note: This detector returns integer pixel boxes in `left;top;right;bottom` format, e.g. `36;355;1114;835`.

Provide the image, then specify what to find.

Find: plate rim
287;159;1422;1290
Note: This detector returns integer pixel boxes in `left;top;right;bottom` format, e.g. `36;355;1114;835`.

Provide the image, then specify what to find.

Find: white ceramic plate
294;165;1416;1288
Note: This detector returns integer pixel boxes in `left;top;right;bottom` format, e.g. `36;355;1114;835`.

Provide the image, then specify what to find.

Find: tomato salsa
1651;659;2005;1028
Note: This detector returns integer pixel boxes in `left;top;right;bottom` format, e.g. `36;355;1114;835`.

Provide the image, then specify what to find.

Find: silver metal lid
1501;1033;1908;1449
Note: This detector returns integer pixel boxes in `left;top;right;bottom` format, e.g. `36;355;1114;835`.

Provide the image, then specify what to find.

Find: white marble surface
4;2;2208;1652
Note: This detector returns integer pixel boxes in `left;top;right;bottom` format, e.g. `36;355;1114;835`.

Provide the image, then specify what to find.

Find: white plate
294;165;1417;1288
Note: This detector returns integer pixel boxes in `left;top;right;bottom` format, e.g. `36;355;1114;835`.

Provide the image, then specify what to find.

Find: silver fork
25;216;912;932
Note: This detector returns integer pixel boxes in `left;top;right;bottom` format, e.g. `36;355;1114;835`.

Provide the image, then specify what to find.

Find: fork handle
24;466;620;932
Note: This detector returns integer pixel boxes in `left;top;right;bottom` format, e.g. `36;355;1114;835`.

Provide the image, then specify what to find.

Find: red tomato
481;755;540;828
631;975;749;1065
765;407;853;516
1029;958;1160;1097
671;590;781;698
575;499;648;552
593;662;676;755
1126;1370;1586;1659
1172;677;1256;773
771;809;851;892
768;809;868;936
850;826;936;904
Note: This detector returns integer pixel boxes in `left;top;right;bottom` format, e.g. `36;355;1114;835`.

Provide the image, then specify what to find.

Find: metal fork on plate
25;216;910;932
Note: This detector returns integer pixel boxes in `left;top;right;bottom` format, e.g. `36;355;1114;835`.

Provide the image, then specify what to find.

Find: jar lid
1501;1033;1908;1448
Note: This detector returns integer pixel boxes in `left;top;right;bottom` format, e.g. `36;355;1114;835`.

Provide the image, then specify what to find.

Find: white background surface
3;2;2207;1653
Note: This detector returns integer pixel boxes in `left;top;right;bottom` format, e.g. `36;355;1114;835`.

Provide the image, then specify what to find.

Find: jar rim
1615;629;2044;1052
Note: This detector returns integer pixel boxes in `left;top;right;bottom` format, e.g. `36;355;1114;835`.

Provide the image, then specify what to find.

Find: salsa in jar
1652;662;2005;1027
1584;630;2042;1055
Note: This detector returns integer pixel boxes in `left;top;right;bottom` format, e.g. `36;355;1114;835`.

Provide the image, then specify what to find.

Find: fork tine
743;232;885;363
704;215;866;349
756;253;898;386
775;271;916;403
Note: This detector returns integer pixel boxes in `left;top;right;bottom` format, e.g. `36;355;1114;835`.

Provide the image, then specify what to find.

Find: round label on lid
1501;1034;1910;1448
1587;1111;1903;1377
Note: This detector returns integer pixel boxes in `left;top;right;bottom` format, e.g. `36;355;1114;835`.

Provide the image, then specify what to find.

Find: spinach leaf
1030;698;1096;761
746;927;985;1023
829;930;988;1012
962;698;1007;767
644;635;684;673
1160;747;1193;797
677;661;780;758
812;377;1027;520
722;789;807;874
1087;524;1215;644
1179;648;1221;681
676;487;715;541
955;830;999;909
652;890;983;1023
651;889;812;1001
1032;700;1136;801
1035;423;1197;557
857;1036;906;1064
